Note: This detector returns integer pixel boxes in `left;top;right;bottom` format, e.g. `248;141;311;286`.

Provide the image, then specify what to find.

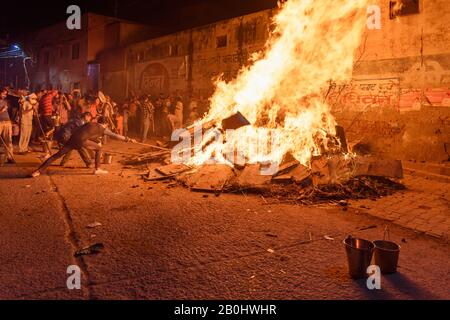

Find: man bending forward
31;116;136;177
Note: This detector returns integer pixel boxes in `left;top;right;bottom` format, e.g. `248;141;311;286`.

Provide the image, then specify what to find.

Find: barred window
216;35;228;48
390;0;420;19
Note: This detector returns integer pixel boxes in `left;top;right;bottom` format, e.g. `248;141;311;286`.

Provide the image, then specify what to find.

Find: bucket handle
383;226;391;241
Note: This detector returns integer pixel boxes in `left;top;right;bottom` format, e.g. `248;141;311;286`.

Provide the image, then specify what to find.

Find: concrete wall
331;0;450;161
106;0;449;161
124;10;272;99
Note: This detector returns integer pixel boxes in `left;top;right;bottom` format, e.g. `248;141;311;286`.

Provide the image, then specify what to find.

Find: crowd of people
121;93;208;140
0;86;208;173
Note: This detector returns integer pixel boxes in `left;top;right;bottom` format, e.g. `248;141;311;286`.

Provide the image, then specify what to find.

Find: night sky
0;0;278;39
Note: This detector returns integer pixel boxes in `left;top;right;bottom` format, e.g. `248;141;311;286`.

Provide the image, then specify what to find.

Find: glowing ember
185;0;370;168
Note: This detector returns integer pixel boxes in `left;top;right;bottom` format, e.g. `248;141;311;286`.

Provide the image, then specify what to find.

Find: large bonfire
187;0;370;168
133;0;404;202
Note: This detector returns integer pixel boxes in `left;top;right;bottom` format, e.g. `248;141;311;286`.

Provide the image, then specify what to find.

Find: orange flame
189;0;369;167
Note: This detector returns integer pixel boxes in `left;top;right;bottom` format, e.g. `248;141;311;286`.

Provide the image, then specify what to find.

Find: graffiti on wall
398;88;450;111
327;78;400;112
135;56;187;95
139;63;170;94
398;59;450;111
328;71;450;113
192;46;263;83
192;51;249;82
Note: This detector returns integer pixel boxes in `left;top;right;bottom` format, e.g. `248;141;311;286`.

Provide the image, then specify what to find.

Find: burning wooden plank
123;150;171;165
273;160;300;177
310;156;331;186
143;171;176;182
353;158;403;179
272;174;293;184
290;164;311;184
221;111;251;130
328;155;352;184
155;163;192;176
183;165;235;192
235;164;272;192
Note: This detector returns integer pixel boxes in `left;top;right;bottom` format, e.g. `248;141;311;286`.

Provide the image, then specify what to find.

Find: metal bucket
344;237;374;279
373;240;400;274
103;153;113;164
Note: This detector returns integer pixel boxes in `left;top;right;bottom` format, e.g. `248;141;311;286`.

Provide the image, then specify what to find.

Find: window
169;44;178;56
390;0;419;19
216;35;228;48
71;42;80;60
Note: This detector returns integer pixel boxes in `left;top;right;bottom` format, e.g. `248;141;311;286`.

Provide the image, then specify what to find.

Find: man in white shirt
19;93;38;154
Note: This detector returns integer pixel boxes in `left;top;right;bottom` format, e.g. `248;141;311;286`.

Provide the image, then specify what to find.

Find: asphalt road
0;141;449;299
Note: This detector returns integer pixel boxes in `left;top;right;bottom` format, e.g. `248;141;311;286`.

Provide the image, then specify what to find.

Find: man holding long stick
31;116;136;177
0;88;15;163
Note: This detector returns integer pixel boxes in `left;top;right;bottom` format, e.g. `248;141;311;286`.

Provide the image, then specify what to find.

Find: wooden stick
34;110;52;154
133;142;171;151
0;135;15;162
101;149;142;156
143;174;177;181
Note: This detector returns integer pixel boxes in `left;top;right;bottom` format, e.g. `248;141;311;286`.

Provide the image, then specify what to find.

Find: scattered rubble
353;157;403;179
235;164;271;192
132;154;405;204
86;222;102;229
121;135;405;204
180;164;235;192
74;243;104;257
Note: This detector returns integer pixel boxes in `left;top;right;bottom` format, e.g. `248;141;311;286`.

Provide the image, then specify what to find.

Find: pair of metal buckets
344;228;400;279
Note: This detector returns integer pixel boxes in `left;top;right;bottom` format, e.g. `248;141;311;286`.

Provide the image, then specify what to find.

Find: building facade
101;9;271;102
23;13;158;94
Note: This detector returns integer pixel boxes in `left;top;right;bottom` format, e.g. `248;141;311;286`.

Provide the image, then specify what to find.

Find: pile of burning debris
122;117;405;205
121;0;406;204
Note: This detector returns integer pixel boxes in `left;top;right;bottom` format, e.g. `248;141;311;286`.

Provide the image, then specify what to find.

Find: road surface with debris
0;141;449;300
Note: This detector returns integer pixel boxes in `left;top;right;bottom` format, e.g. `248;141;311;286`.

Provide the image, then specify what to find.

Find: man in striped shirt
39;90;57;133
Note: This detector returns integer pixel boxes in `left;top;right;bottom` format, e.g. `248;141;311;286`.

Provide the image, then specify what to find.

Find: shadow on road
355;278;394;300
354;272;442;300
383;272;442;300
